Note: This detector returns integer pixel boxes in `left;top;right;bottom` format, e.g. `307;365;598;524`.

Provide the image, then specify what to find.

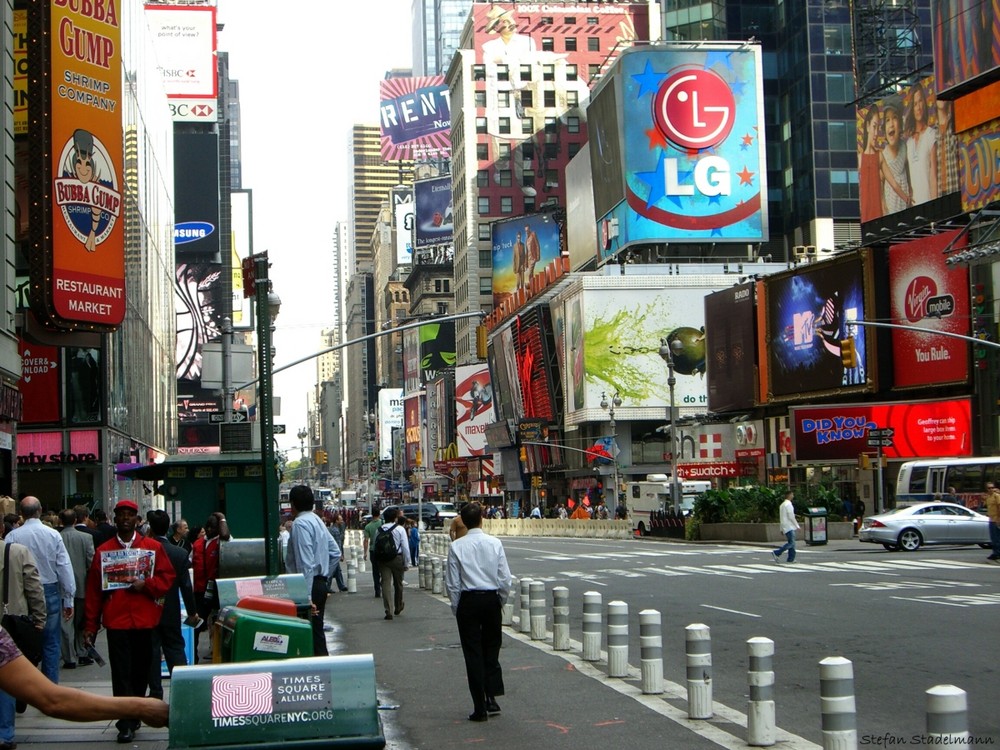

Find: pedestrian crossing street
522;547;993;581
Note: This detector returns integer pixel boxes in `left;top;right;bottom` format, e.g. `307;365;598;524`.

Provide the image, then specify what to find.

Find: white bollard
346;560;357;594
606;600;629;678
926;685;969;746
819;657;857;750
552;587;570;651
419;557;430;589
501;578;516;627
529;581;546;640
519;579;532;634
639;609;663;695
747;637;775;746
686;623;713;719
355;543;366;574
431;557;443;594
582;591;602;662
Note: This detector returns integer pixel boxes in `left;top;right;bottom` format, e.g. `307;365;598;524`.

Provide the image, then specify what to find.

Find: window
830;169;859;199
828;121;852;151
472;65;485;81
567;90;579;107
519;64;532;82
477;169;489;188
545;169;559;188
588;64;601;79
479;249;492;267
476;143;488;161
479;277;492;295
501;196;513;213
478;224;491;241
542;37;554;51
567;116;581;133
476;117;487;134
497;169;512;187
587;17;599;25
545;116;557;134
566;65;578;82
588;37;600;52
499;117;511;134
521;142;534;160
434;279;450;293
544;90;556;107
478;196;490;215
497;65;509;82
437;302;449;315
524;196;536;212
522;169;536;188
543;64;555;81
568;142;581;158
824;25;850;54
474;91;486;108
521;118;534;135
826;73;853;103
544;142;559;159
541;16;552;24
565;37;577;52
497;142;511;160
520;90;533;108
565;17;576;24
498;90;511;108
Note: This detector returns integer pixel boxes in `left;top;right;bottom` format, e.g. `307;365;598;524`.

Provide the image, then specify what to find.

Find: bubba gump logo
53;128;121;253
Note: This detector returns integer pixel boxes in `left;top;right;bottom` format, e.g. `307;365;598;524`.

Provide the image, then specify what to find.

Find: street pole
254;252;281;576
659;338;682;514
601;391;622;513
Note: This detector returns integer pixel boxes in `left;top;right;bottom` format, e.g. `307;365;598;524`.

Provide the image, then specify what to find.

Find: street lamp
658;337;682;514
600;391;622;513
297;427;308;481
254;253;282;576
366;411;376;512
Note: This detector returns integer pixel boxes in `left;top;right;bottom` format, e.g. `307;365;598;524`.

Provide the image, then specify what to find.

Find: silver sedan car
859;502;992;551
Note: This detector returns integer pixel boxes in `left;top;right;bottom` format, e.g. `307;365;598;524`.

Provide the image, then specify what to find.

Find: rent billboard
888;229;970;388
790;398;974;461
705;282;757;413
456;364;495;457
765;254;872;401
933;0;1000;96
413;176;453;249
857;77;960;223
491;213;561;310
378;76;451;162
593;44;768;255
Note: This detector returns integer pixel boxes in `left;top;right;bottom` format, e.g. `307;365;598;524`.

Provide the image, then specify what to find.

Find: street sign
209;412;226;423
273;424;286;434
868;428;895;438
867;437;893;448
209;411;247;424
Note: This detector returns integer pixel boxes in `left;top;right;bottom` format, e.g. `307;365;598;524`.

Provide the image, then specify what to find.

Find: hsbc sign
170;99;217;123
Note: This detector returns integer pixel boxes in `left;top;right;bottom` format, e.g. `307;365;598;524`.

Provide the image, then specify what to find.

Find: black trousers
107;628;154;732
456;591;504;714
148;612;188;700
368;553;381;595
310;576;329;656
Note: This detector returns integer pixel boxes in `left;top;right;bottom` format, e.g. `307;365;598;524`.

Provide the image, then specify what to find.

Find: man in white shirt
7;496;75;683
377;507;410;621
444;502;512;722
772;491;801;563
284;486;335;656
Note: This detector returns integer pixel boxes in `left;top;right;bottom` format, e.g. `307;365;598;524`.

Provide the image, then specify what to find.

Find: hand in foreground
139;698;170;728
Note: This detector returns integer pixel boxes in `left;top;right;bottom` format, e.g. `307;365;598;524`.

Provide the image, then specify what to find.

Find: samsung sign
175;222;215;245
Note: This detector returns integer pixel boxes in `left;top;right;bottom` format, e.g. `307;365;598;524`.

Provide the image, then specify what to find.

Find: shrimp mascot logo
53;128;121;253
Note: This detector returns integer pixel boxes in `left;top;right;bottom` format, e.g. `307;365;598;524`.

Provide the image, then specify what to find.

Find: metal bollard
747;637;775;746
529;581;546;640
685;623;713;719
551;587;570;651
501;578;516;627
582;591;602;662
519;579;532;634
819;657;857;750
926;685;969;746
431;558;443;594
419;557;429;589
606;600;629;678
639;609;663;695
346;560;357;594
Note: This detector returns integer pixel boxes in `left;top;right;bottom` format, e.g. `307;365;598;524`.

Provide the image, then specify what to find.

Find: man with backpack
372;507;410;621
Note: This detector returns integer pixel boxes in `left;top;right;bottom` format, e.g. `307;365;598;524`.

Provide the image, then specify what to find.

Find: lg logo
654;69;735;151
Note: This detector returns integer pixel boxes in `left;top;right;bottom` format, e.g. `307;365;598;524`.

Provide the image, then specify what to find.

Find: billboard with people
491;212;561;310
933;0;1000;96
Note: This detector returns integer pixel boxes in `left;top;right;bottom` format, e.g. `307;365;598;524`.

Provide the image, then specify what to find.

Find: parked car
398;503;443;529
859;502;992;551
431;501;459;525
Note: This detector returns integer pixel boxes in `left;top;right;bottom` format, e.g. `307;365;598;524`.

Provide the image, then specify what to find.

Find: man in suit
0;527;47;749
92;509;115;547
145;510;199;700
57;509;94;669
73;505;97;539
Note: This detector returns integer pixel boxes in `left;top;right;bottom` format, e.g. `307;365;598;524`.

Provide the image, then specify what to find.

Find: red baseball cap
114;499;139;513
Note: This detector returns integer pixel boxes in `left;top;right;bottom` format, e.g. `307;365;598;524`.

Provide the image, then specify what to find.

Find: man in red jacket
83;499;174;745
190;511;229;662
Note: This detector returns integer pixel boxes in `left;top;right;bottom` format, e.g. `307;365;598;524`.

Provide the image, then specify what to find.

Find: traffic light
520;446;527;462
314;449;327;465
858;453;872;470
839;336;857;369
476;324;488;359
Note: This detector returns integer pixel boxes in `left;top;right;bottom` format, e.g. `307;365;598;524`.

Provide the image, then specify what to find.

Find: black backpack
372;524;399;563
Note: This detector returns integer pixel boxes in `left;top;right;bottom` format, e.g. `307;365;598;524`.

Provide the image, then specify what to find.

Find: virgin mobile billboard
594;44;768;253
888;229;970;388
790;399;973;462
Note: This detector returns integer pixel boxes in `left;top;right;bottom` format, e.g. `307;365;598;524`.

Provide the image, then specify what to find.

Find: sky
215;0;413;457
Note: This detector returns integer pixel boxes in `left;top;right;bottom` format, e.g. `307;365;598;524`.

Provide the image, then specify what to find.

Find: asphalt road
493;536;1000;746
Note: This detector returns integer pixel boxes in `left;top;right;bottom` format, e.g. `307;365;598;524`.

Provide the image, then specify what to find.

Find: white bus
895;457;1000;508
626;475;712;534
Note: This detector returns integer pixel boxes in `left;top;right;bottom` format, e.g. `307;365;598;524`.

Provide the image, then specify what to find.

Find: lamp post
658;337;682;514
600;391;622;513
254;252;282;576
366;411;376;512
297;427;308;481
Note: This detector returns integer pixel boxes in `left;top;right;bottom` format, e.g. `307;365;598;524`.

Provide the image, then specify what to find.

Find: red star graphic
737;166;755;186
742;133;754;146
645;126;667;150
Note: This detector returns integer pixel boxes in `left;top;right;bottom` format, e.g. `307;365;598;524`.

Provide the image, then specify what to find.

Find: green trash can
168;655;385;749
212;574;312;620
217;606;313;663
803;507;828;545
